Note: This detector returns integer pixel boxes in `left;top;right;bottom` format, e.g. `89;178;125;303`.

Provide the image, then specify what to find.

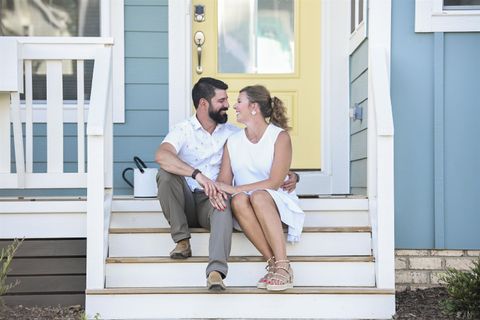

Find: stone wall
395;249;480;291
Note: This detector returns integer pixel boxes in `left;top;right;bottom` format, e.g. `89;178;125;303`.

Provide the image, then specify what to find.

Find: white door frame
168;0;350;195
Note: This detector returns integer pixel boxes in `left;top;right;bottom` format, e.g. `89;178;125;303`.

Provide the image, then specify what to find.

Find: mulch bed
394;287;460;319
0;304;84;320
0;287;460;319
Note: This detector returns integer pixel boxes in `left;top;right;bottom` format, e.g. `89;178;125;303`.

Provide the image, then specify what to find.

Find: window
0;0;125;123
416;0;480;32
350;0;367;54
444;0;480;10
218;0;295;74
0;0;99;101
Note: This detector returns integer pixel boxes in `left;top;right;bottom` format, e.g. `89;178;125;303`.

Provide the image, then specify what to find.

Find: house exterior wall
391;0;480;249
350;40;368;196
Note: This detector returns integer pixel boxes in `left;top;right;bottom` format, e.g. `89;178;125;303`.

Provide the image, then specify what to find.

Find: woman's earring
251;110;257;116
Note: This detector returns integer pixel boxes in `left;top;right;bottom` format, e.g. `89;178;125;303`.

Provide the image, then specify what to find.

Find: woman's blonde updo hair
240;85;290;130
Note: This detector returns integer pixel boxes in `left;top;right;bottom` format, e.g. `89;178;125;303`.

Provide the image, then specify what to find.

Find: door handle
194;31;205;74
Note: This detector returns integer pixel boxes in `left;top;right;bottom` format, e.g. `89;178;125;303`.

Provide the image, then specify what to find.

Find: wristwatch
191;168;202;179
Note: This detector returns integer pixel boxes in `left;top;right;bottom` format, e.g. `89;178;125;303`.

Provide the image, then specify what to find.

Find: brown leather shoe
207;271;226;291
169;239;192;259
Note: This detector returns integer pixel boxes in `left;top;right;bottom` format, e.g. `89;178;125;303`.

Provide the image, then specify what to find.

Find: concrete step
105;256;375;287
108;227;373;257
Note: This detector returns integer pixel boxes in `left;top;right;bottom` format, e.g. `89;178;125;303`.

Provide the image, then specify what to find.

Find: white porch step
105;256;375;287
108;227;373;257
110;197;370;227
86;287;395;319
110;209;370;228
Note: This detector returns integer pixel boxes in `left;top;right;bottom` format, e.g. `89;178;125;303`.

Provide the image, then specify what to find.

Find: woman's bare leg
249;191;293;288
231;193;273;260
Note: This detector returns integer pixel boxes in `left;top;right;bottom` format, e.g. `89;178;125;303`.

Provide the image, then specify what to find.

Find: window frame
415;0;480;32
350;0;368;54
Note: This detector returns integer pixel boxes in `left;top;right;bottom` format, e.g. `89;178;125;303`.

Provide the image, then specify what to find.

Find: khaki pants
156;168;233;278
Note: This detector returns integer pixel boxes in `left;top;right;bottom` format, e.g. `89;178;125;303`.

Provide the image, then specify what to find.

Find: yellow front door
192;0;321;169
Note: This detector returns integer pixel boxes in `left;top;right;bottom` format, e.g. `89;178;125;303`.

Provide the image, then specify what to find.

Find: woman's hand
215;182;237;195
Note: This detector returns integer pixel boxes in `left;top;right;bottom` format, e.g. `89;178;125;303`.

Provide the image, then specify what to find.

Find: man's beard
209;106;228;124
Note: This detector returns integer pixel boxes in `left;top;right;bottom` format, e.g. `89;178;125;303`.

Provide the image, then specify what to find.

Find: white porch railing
0;37;114;290
368;45;395;290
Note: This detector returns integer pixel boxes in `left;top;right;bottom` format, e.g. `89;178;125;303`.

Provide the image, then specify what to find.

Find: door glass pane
218;0;294;74
0;0;100;101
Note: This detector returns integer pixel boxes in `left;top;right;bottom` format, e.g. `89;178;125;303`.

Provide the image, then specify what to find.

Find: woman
213;85;305;291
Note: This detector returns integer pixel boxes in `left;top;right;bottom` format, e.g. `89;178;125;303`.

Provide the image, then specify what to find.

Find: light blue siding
392;0;480;249
350;39;368;196
125;58;168;84
443;33;480;249
125;84;168;110
117;0;168;195
124;6;168;32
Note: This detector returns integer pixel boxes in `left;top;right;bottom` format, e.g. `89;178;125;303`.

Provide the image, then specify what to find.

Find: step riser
109;233;372;257
110;211;370;228
86;294;395;319
106;262;375;287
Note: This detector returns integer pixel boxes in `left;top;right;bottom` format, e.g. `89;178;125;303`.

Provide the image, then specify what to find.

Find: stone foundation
395;249;480;292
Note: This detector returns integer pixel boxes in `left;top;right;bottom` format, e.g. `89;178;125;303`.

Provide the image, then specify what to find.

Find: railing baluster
0;93;10;173
46;60;64;173
25;60;33;173
10;92;25;187
77;60;85;173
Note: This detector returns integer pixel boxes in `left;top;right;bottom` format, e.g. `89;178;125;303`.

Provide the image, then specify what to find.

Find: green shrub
0;238;23;305
439;257;480;319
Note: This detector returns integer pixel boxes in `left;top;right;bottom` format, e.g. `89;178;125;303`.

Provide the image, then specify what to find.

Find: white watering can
122;157;158;198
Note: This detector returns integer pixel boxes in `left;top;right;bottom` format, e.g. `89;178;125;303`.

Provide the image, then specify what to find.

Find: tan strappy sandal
257;256;275;289
266;260;293;291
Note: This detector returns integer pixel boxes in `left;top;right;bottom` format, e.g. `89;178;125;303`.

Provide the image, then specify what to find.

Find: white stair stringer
86;287;395;320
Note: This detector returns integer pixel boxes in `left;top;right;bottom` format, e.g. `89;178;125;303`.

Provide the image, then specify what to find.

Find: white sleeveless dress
226;124;305;242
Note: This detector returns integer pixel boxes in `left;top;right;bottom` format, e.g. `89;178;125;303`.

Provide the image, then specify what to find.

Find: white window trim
168;0;351;195
416;0;480;32
350;0;368;54
14;0;124;123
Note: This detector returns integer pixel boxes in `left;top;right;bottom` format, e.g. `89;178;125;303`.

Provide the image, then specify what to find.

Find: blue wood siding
350;40;368;196
117;0;168;194
392;0;480;249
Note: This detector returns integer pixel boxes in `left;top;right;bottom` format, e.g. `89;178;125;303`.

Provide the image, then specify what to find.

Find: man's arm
155;142;221;197
282;171;300;193
155;143;194;177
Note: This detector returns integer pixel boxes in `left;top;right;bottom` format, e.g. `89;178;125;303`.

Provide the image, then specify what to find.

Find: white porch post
368;0;395;290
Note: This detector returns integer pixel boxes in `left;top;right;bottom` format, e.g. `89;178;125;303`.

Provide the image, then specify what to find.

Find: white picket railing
368;45;395;290
0;37;114;290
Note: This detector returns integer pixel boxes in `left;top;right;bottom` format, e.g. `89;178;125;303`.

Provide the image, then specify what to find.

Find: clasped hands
196;172;298;211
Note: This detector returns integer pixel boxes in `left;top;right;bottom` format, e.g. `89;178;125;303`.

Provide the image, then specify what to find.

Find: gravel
0;287;460;319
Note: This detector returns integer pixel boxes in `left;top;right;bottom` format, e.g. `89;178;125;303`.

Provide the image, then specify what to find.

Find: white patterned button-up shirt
161;115;240;191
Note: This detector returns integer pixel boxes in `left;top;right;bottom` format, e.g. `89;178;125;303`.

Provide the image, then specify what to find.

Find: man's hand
195;173;221;198
281;171;299;193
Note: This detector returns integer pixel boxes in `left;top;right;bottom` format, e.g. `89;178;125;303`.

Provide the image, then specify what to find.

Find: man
155;77;298;291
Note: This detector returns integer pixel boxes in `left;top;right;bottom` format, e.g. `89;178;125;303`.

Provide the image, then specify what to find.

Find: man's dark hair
192;77;228;109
